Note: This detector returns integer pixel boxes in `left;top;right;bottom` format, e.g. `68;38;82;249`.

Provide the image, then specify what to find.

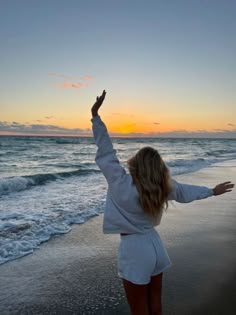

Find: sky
0;0;236;137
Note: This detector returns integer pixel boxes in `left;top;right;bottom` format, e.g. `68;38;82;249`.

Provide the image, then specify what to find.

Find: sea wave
42;162;95;169
0;203;104;265
167;158;206;167
205;148;236;157
55;139;81;145
166;158;214;175
0;169;100;196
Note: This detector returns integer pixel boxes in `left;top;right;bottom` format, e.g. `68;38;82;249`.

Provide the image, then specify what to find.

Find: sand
0;160;235;314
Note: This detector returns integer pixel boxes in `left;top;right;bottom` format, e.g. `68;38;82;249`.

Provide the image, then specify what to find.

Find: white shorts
118;229;172;285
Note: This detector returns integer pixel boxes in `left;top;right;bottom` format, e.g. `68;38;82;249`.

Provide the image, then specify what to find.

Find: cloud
110;129;236;138
0;121;92;136
45;116;53;119
153;122;160;125
150;129;236;138
49;73;94;90
228;123;235;127
60;82;83;90
1;121;236;138
83;75;93;81
213;129;229;132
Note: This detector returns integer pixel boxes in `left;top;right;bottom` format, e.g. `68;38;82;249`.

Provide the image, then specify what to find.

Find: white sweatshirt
91;116;213;234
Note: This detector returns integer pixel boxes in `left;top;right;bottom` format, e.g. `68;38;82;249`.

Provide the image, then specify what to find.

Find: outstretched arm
91;90;127;184
169;179;234;203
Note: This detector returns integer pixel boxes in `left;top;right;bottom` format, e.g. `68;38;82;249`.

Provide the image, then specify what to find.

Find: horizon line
0;133;236;139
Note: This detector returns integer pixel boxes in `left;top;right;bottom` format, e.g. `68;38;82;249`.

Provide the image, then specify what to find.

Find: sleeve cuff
209;188;214;196
91;115;101;123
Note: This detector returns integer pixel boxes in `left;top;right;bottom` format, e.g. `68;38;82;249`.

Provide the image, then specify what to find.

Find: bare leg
122;278;150;315
148;273;163;315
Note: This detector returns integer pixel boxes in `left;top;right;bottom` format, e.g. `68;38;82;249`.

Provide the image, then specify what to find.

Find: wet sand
0;160;236;314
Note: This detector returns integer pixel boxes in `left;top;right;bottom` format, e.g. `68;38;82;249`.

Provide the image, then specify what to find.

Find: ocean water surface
0;136;236;264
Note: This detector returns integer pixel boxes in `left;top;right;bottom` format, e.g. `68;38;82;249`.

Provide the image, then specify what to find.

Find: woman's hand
91;90;106;117
213;181;234;196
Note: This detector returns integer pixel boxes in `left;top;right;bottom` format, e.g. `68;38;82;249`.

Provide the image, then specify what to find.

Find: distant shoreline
1;134;236;139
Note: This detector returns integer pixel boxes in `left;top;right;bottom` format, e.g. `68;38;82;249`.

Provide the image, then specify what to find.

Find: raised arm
91;90;126;184
169;179;234;203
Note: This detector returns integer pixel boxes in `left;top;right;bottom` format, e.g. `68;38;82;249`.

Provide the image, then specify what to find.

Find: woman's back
91;115;213;234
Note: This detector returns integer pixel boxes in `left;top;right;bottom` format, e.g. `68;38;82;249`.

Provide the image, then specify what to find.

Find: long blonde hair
127;146;171;220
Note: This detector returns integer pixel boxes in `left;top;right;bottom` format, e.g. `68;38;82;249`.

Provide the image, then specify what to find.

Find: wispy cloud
60;82;83;90
213;128;229;132
45;116;54;119
49;72;94;90
228;123;235;127
0;121;92;136
83;75;93;81
153;122;160;125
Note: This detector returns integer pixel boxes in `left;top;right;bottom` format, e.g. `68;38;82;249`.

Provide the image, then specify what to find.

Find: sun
109;121;137;134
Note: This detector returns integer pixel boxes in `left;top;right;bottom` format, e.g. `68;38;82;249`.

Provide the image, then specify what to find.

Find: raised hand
91;90;106;117
213;181;234;196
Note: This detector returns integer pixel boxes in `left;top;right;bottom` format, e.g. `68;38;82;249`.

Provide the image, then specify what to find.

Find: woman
91;90;234;315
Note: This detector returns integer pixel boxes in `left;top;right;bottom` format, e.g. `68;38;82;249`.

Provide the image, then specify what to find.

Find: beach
0;160;235;315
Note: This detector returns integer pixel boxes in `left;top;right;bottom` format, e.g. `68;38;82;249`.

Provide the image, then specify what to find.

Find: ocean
0;136;236;265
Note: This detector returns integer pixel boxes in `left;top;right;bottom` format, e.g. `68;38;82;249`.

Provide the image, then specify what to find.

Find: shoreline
0;160;236;314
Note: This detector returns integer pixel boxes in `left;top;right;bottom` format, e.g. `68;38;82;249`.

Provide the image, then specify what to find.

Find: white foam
0;182;104;265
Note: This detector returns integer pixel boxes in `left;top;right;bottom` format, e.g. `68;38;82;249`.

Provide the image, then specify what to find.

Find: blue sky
0;0;235;137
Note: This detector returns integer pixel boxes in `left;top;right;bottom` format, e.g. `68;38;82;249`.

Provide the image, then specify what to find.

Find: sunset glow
0;1;235;138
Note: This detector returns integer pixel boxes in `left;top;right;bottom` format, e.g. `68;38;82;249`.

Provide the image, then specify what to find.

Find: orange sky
0;2;235;138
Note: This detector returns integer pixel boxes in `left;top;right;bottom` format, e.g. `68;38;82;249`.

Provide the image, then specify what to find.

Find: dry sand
0;160;236;314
